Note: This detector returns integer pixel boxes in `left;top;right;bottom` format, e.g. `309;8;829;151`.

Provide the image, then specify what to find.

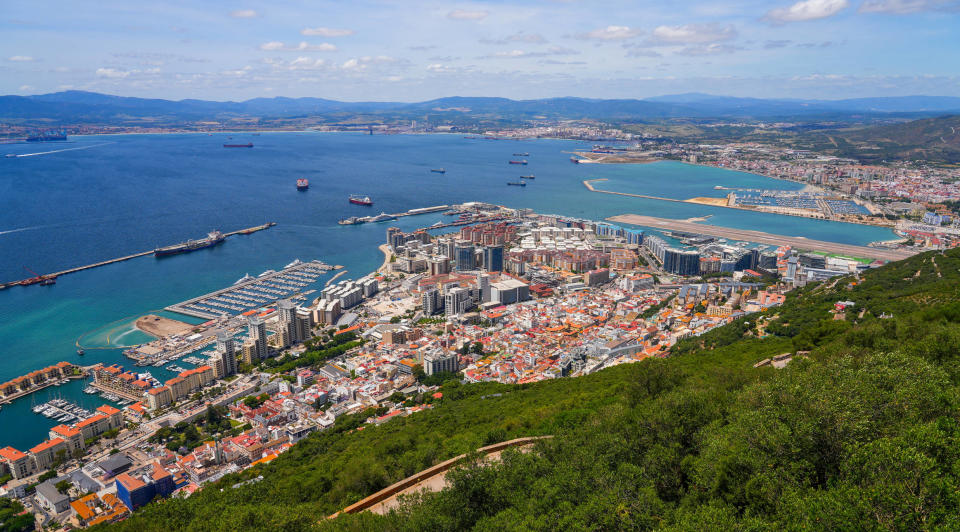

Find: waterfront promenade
608;214;918;262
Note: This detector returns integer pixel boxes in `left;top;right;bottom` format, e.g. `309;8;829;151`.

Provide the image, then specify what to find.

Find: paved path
608;214;917;262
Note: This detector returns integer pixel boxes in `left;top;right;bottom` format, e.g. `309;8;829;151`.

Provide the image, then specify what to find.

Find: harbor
0;222;277;289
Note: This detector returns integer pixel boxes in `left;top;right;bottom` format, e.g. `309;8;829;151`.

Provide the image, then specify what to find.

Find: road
607;214;918;262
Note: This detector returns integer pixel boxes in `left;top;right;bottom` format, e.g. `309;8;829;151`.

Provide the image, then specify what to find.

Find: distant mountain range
3;90;960;126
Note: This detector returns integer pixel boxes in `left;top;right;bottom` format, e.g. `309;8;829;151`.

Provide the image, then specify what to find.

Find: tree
54;480;71;494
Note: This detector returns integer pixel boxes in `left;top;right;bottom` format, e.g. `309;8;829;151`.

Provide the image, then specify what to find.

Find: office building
482;246;504;272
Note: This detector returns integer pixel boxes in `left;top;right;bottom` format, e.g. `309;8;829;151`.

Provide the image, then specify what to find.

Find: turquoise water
0;133;895;449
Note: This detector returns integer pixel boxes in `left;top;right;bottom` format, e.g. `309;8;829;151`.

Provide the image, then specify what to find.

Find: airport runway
608;214;917;262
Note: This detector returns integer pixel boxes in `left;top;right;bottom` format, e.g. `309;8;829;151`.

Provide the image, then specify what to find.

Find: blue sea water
0;132;896;450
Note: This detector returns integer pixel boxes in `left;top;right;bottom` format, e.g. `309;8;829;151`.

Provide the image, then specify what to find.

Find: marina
31;398;98;424
164;259;336;319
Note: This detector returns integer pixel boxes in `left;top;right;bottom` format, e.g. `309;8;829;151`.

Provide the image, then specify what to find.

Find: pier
338;205;449;226
0;222;277;289
607;214;918;262
165;259;335;319
417;215;510;232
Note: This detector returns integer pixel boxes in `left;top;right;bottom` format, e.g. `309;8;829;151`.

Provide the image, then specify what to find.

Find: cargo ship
297;178;309;190
349;194;373;206
521;175;535;179
154;230;225;257
26;132;67;142
508;160;528;165
223;143;253;148
431;168;446;173
506;181;527;187
512;152;529;156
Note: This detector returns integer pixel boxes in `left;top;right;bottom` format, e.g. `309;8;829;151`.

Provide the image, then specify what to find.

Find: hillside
801;114;960;164
97;248;960;531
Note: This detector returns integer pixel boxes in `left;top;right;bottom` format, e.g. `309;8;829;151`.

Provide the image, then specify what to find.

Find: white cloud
301;27;355;37
230;9;258;18
675;44;742;56
7;55;35;62
341;56;399;71
859;0;959;13
481;32;547;45
765;0;849;23
483;46;580;59
447;9;489;20
574;25;642;40
259;41;337;52
95;68;131;78
427;63;455;73
19;85;34;91
650;24;737;44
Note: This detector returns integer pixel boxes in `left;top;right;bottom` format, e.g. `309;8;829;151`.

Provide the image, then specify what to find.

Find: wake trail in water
11;142;115;158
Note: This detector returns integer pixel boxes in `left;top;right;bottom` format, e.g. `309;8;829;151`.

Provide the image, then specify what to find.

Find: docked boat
570;156;580;164
508;160;528;165
234;274;254;285
368;212;397;223
431;168;446;174
84;385;98;394
349;194;373;206
507;181;527;187
338;217;362;225
297;178;309;190
520;175;535;179
154;231;225;257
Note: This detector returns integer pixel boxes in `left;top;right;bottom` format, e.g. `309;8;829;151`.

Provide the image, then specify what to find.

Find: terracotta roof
115;472;145;491
97;405;121;416
29;438;65;454
0;446;27;462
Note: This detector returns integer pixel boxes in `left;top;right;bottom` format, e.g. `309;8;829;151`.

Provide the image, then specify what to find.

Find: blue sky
1;0;958;101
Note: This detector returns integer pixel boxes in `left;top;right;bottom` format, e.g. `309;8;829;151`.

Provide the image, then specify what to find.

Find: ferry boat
297;178;309;190
223;142;253;148
349;194;373;206
507;181;527;187
430;168;446;174
154;230;225;257
508;160;528;165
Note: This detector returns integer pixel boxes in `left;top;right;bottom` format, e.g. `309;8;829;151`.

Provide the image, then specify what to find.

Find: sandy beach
378;244;393;274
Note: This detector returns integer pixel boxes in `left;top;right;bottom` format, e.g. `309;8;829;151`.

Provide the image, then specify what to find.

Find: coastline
378;244;393;274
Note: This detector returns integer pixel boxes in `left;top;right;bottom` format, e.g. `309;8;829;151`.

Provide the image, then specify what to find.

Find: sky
1;0;959;101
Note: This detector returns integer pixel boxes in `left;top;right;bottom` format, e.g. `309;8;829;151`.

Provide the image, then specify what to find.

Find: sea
0;132;897;450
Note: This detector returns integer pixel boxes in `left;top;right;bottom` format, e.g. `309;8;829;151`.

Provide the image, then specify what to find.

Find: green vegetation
0;497;33;532
98;248;960;531
264;332;363;373
148;406;233;453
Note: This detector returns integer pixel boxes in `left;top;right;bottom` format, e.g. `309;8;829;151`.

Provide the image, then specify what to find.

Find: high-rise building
421;288;442;315
211;330;237;378
277;299;296;348
476;273;491;303
247;316;268;363
445;287;472;316
455;242;475;271
663;248;700;276
482;246;504;272
295;309;313;344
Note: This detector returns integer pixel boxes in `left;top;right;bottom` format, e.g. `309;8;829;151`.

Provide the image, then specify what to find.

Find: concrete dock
1;223;276;288
608;214;918;262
